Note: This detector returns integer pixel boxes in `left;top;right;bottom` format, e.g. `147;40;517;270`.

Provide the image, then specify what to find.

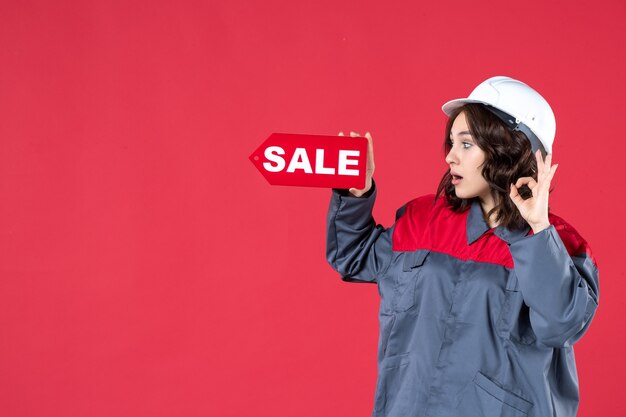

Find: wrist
530;221;551;234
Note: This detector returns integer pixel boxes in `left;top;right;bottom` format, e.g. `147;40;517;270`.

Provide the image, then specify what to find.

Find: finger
536;150;544;177
338;131;344;136
515;177;538;189
544;153;553;178
350;131;361;137
509;183;524;206
364;132;374;167
546;163;558;181
348;187;362;197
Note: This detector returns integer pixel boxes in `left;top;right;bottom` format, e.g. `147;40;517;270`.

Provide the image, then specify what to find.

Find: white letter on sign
263;146;286;172
286;148;313;173
338;150;359;176
315;149;335;175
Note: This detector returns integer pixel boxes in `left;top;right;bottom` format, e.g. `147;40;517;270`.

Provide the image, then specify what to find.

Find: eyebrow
449;130;473;138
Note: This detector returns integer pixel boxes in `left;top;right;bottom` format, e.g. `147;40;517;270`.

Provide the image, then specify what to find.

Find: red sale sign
249;133;368;189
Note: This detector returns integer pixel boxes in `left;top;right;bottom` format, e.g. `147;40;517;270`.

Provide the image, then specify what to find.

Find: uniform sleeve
508;224;599;348
326;181;394;283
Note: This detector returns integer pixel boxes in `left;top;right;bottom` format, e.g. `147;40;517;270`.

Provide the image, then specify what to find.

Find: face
445;111;493;207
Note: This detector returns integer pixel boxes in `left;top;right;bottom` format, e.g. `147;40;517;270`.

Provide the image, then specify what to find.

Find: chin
453;189;474;200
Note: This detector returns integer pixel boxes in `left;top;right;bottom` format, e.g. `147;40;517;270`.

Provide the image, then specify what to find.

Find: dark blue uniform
326;183;599;417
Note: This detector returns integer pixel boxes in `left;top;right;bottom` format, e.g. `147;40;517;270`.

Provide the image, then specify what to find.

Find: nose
445;145;459;165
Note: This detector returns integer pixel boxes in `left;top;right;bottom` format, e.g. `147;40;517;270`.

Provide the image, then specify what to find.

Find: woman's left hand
509;150;559;234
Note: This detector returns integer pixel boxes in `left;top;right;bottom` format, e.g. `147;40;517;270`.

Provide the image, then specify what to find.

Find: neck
479;195;499;228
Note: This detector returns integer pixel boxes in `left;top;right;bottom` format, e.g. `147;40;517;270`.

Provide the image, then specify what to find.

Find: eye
462;142;472;149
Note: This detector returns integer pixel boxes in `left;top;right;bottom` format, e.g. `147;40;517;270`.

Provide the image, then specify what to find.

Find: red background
1;1;624;416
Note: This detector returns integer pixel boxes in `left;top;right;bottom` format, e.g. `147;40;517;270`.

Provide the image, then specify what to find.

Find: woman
326;76;599;417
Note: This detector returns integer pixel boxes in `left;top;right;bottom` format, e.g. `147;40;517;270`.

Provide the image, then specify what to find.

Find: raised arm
326;131;393;283
509;150;599;347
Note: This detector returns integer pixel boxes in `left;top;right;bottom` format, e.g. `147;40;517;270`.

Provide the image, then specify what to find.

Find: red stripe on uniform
392;194;595;268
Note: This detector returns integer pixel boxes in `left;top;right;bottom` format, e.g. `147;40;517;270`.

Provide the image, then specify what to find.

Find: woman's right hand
338;131;374;197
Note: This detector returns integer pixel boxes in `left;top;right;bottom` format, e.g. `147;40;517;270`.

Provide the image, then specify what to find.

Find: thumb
509;183;524;208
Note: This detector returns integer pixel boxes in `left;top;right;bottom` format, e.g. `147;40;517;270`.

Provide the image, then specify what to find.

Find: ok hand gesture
509;150;559;234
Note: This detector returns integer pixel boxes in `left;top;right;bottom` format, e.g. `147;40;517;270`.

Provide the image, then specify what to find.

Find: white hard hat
441;76;556;154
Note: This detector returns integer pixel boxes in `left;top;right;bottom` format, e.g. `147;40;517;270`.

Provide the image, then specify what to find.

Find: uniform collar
466;198;531;245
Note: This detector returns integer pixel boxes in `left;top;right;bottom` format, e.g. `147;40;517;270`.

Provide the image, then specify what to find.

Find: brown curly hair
435;103;540;230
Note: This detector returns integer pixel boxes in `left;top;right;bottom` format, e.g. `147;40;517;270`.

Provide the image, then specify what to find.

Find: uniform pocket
497;274;537;344
496;274;519;338
378;313;396;358
472;372;533;416
392;250;429;312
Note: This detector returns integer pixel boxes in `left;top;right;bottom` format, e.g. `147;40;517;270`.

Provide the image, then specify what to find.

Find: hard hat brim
441;98;490;116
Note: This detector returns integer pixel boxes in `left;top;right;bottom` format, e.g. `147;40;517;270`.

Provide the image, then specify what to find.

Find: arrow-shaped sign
249;133;367;189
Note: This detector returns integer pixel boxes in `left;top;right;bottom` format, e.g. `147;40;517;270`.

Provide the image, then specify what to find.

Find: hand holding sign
340;131;374;197
249;133;369;189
